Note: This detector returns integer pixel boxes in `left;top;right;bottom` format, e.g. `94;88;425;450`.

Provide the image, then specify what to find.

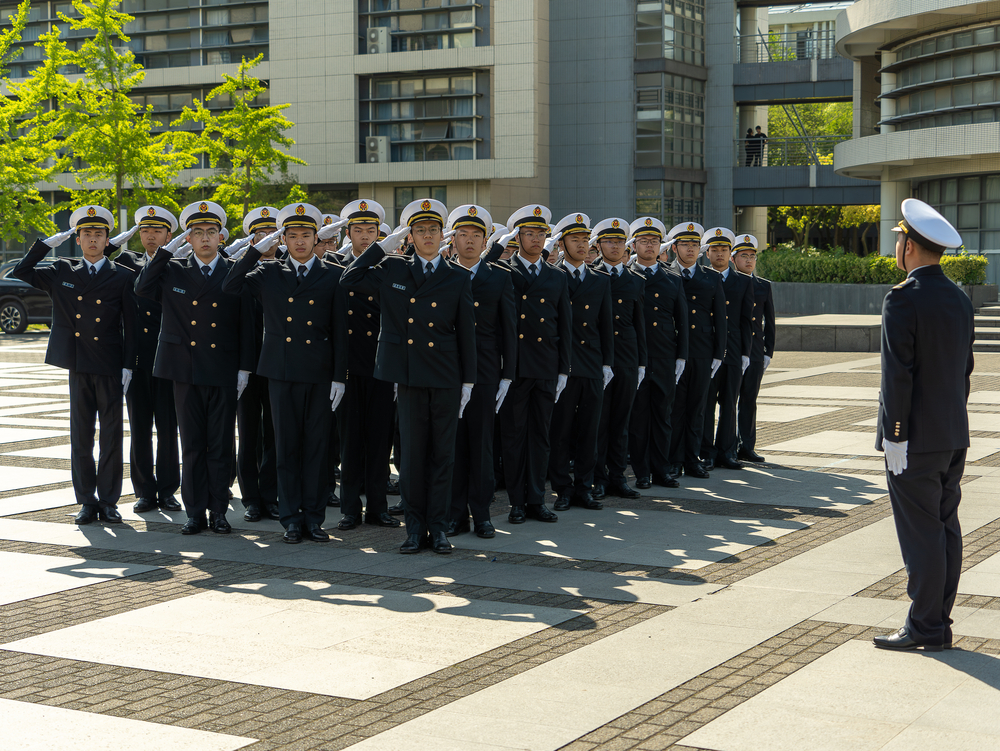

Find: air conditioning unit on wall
366;136;388;163
367;27;388;54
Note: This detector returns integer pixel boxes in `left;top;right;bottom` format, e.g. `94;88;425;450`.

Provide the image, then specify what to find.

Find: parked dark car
0;260;54;334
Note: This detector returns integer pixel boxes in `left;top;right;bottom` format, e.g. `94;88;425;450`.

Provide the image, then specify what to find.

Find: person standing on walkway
873;198;975;653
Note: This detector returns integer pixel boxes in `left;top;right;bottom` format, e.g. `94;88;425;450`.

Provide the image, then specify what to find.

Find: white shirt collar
721;267;730;280
84;257;106;273
195;254;220;273
517;254;540;273
467;259;482;278
603;261;623;275
289;255;316;273
563;260;587;278
419;254;441;272
635;261;657;275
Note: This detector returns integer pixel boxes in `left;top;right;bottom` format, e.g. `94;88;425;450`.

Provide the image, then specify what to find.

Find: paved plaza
1;334;1000;750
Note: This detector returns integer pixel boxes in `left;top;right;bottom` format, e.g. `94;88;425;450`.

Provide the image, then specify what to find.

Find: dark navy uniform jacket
670;261;727;361
748;275;776;361
596;263;647;371
719;266;754;366
876;264;975;453
503;256;573;380
107;248;162;372
469;261;517;384
557;262;614;380
631;261;688;364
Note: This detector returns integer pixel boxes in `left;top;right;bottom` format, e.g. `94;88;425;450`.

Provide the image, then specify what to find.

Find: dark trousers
451;382;497;523
630;363;677;479
595;366;638;486
268;379;331;529
702;362;742;461
501;377;556;507
738;360;765;452
340;374;394;518
549;376;603;494
327;409;341;495
173;381;236;518
887;448;966;645
669;357;712;468
125;368;179;501
236;373;277;507
398;384;461;537
69;371;123;507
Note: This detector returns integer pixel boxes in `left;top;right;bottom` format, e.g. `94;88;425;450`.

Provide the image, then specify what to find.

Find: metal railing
734;134;851;167
736;30;837;64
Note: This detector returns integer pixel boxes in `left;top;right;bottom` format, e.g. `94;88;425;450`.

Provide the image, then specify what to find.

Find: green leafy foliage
757;248;989;286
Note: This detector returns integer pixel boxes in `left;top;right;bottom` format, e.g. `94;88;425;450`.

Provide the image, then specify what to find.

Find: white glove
442;229;456;242
543;232;562;254
625;236;636;250
495;379;511;413
224;236;252;260
253;228;284;255
637;366;645;389
330;381;345;412
763;355;772;371
458;383;473;418
43;227;76;248
602;365;614;390
394;383;398;401
109;225;139;248
164;229;192;256
380;225;411;255
882;438;908;476
122;368;132;395
660;242;670;255
554;373;568;403
175;243;193;259
438;240;452;254
710;358;722;379
742;355;750;374
490;226;520;249
675;358;686;384
278;244;287;255
236;370;250;400
340;240;353;257
317;217;349;241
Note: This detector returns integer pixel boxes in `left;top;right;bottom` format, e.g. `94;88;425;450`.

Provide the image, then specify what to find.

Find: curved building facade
834;0;1000;269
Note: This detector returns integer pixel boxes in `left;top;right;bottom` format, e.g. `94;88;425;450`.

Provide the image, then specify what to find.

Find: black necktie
571;268;581;291
611;266;619;279
683;268;692;279
201;265;210;280
425;261;434;279
297;265;307;285
529;263;537;279
89;265;96;277
646;267;655;278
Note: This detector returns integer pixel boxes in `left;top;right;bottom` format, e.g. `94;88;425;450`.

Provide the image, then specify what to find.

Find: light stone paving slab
764;454;888;472
0;697;255;751
759;385;881;401
969;391;1000;404
0;488;80;516
761;356;881;386
3;579;580;700
812;597;1000;640
0;427;70;445
684;640;1000;751
450;507;808;570
0;418;75;429
0;466;70;492
0;397;62;411
12;385;71;396
957;551;1000;598
762;430;999;462
6;436;139;462
755;404;844;422
0;550;158;605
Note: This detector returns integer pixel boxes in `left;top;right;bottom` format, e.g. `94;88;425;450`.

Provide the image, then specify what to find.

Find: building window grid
635;73;705;170
358;0;487;54
915;175;1000;252
635;180;704;228
394;186;447;225
635;0;705;66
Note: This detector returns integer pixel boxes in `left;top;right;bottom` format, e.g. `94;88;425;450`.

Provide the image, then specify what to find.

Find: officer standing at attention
733;235;775;462
873;198;975;653
104;206;182;514
446;205;517;539
592;217;647;501
14;206;137;524
668;222;726;480
341;199;477;554
628;218;688;490
499;205;573;524
701;227;753;471
135;201;255;535
223;203;348;543
331;200;402;530
548;213;614;511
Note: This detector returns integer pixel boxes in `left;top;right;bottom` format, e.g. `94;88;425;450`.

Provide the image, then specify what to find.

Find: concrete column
736;206;767;246
739;6;759;63
853;57;879;139
880;171;910;256
704;0;738;228
880;51;897;133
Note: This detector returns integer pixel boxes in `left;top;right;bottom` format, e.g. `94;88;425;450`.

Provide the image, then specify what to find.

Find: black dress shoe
181;515;207;535
608;482;641;499
386;479;401;496
738;449;765;462
264;503;280;520
685;465;710;479
133;497;158;513
387;502;404;515
571;491;603;510
326;491;340;508
591;483;606;500
305;524;330;542
526;504;558;522
474;521;496;538
873;627;942;652
508;505;526;524
333;466;341;480
667;464;683;479
283;523;303;544
716;456;743;470
446;518;471;537
98;505;123;524
553;493;572;511
635;476;652;489
209;512;231;534
652;474;680;489
400;533;422;554
243;504;262;523
338;514;359;530
431;531;453;554
158;495;182;511
228;489;235;500
702;458;715;472
365;512;402;527
75;505;100;525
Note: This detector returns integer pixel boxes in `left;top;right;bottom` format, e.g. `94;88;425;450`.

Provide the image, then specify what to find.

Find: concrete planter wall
772;282;997;315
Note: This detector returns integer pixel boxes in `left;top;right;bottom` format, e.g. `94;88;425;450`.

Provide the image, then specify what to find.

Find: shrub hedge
756;249;989;285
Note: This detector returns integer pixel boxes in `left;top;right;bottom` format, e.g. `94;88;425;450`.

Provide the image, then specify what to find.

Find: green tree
839;204;880;255
54;0;194;230
170;54;306;227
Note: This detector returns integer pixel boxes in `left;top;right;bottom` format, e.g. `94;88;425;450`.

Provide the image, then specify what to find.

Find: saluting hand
317;217;349;241
330;381;346;412
164;229;193;256
43;227;76;249
254;229;284;255
490;226;519;249
109;225;139;249
224;236;253;261
543;232;562;254
380;225;411;254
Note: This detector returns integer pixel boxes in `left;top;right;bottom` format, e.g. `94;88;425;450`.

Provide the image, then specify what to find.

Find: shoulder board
892;277;915;290
488;262;512;273
591;266;610;276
